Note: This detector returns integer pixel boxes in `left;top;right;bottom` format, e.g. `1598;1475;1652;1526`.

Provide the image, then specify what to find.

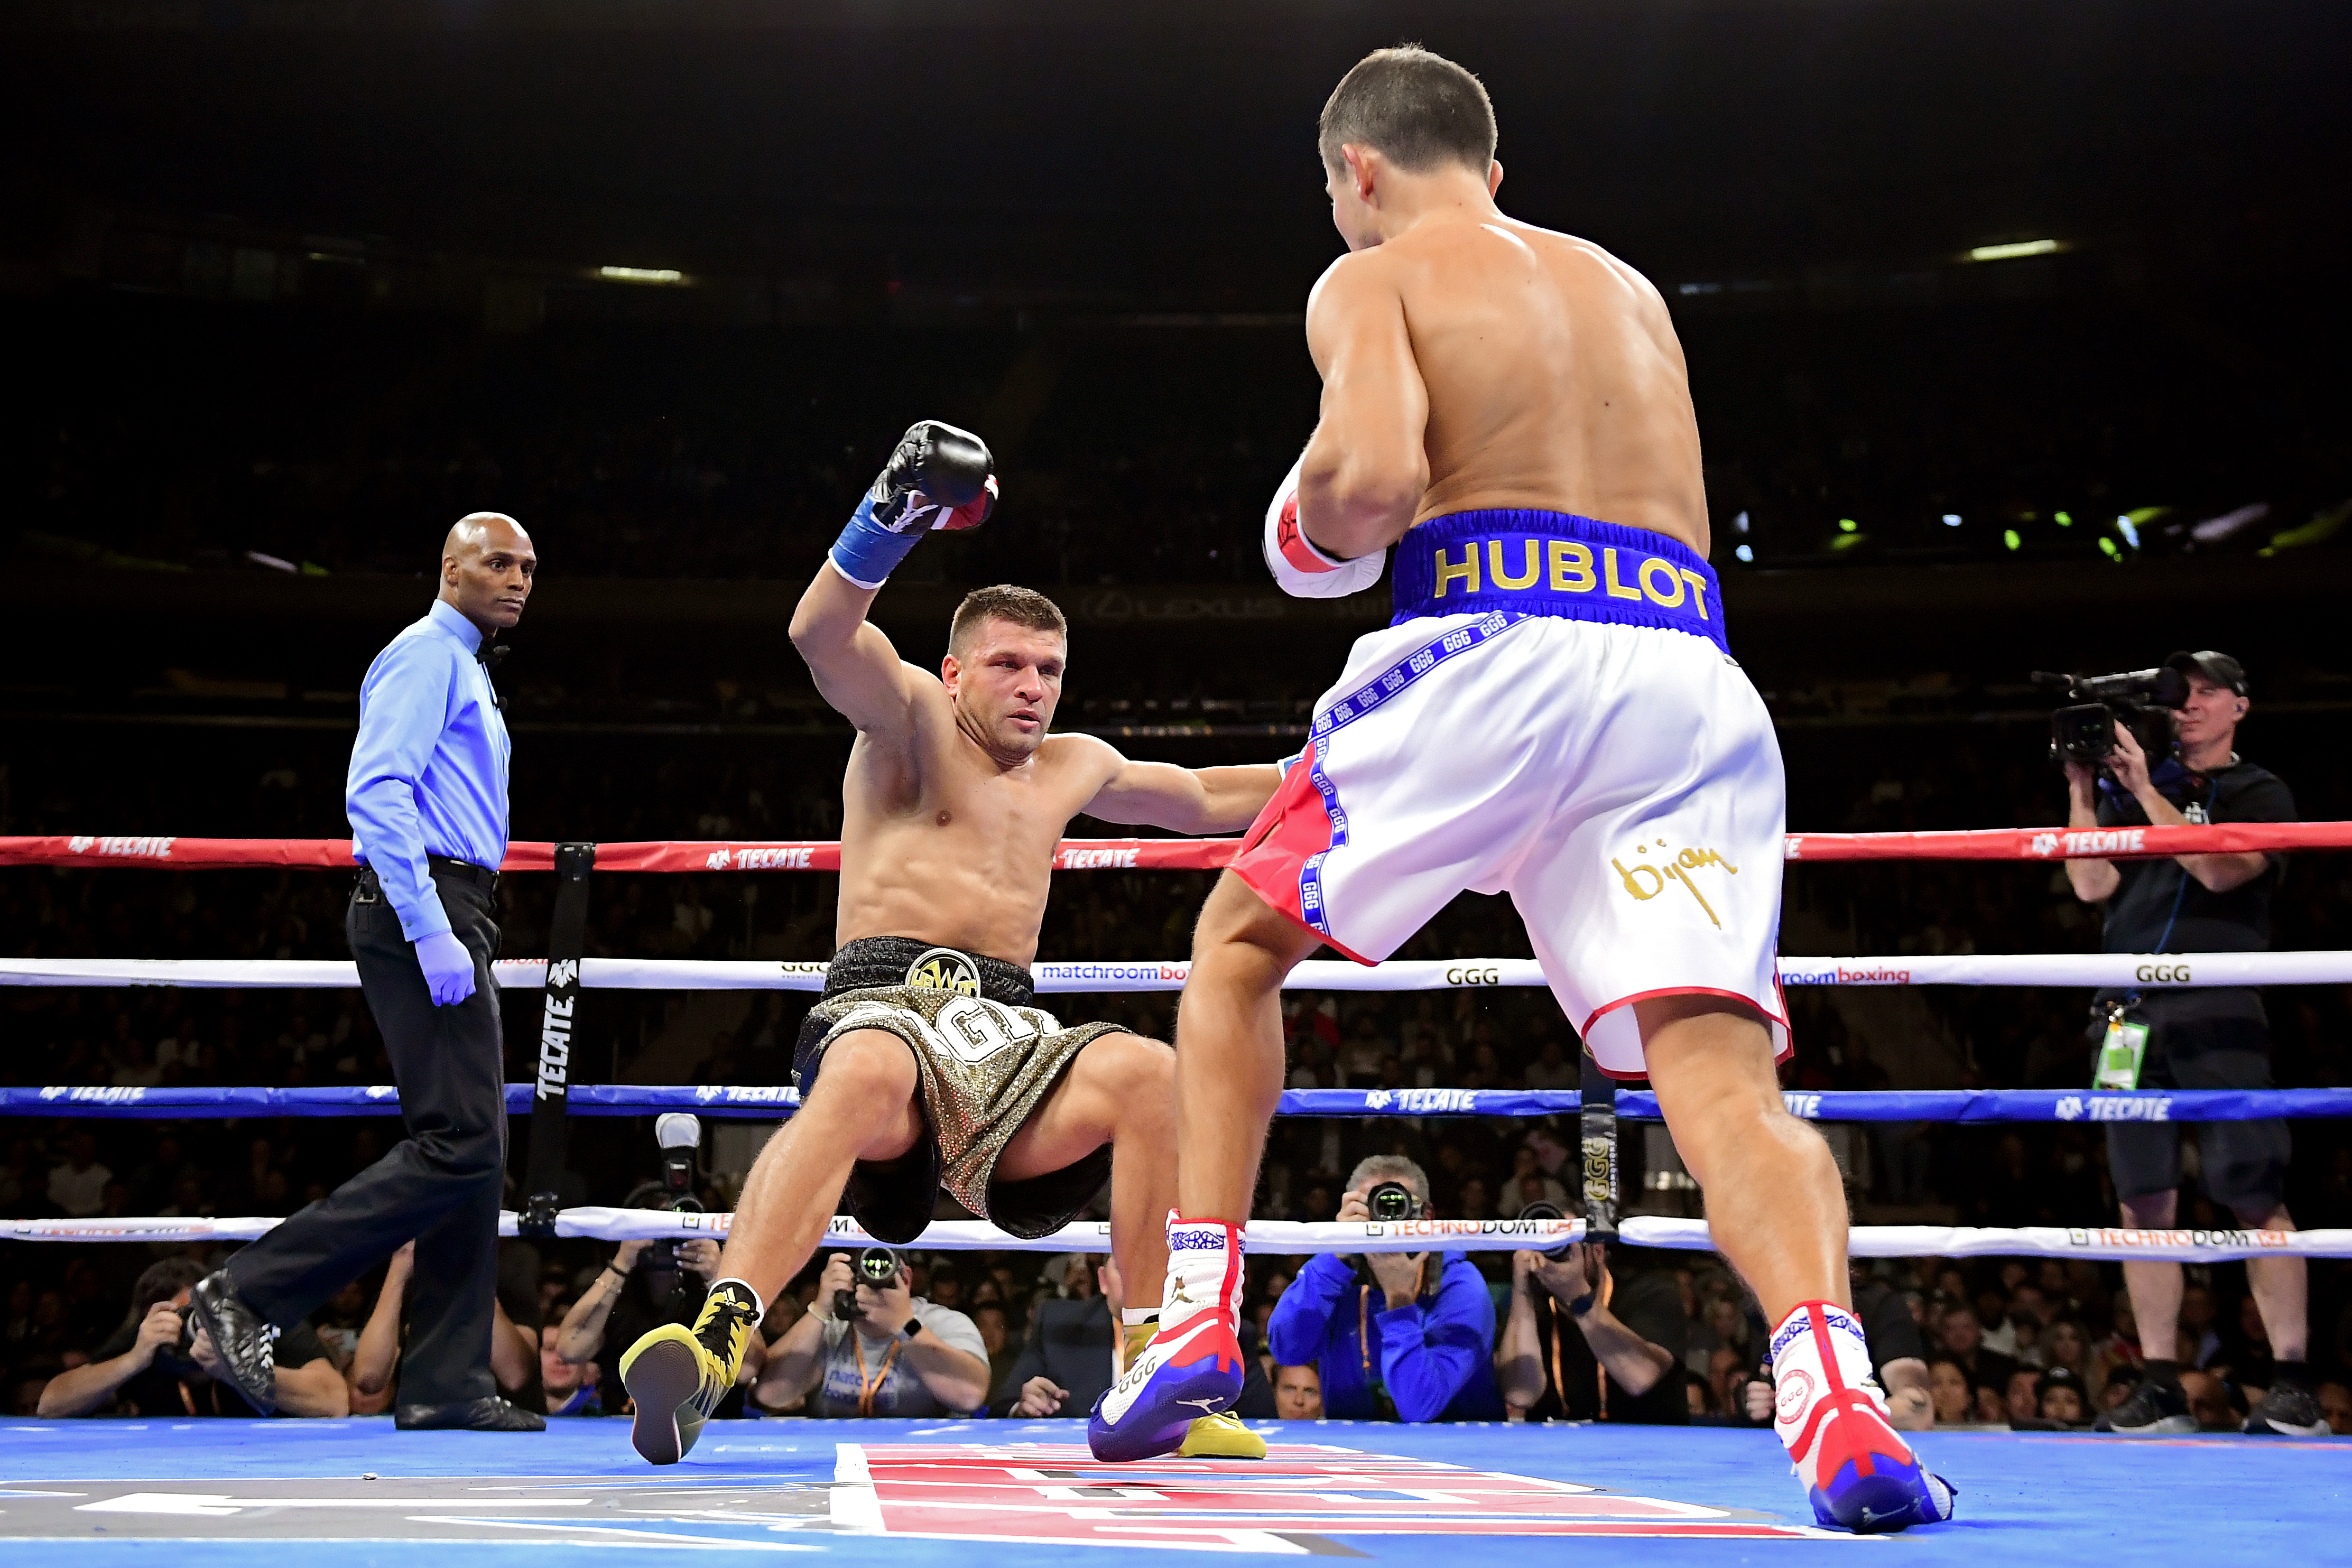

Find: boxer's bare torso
791;566;1277;968
836;685;1125;968
1299;168;1708;560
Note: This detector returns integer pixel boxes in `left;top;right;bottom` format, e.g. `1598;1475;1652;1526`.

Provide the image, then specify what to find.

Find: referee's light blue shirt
346;598;512;941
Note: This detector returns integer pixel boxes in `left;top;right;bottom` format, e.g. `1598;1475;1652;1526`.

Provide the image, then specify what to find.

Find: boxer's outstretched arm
788;560;922;740
1075;739;1279;835
1299;254;1430;561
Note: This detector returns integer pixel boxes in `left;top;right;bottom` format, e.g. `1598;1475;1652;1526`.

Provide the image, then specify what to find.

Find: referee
191;513;542;1431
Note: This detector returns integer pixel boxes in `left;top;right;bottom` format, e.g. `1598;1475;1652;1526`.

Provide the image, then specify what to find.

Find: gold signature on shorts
1613;840;1739;929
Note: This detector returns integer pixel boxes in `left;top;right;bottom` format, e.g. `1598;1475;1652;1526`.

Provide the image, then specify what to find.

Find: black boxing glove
829;420;999;588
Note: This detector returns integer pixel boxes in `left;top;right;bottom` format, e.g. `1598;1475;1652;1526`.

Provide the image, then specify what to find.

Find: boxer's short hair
1319;46;1496;177
949;584;1067;656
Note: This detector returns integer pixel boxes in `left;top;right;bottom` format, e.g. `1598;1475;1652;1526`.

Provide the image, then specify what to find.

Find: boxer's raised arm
789;562;922;738
1078;741;1280;836
1299;255;1430;560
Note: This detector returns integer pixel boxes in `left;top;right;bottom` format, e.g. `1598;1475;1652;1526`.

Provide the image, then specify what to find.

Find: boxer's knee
1190;870;1315;976
1081;1032;1175;1136
811;1030;919;1117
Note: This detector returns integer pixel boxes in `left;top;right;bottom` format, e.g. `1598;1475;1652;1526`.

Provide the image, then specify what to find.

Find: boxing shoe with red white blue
1770;1300;1957;1533
1088;1216;1245;1462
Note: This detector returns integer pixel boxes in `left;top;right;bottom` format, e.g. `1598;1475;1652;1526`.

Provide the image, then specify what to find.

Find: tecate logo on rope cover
2067;1227;2290;1250
1777;965;1911;986
2029;828;2147;858
1057;847;1141;869
1782;1093;1822;1118
65;836;178;859
1364;1088;1479;1112
39;1085;147;1103
695;1085;798;1105
706;846;818;870
2055;1095;2173;1121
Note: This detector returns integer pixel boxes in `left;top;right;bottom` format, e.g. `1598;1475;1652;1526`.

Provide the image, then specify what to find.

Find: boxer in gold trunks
618;422;1279;1464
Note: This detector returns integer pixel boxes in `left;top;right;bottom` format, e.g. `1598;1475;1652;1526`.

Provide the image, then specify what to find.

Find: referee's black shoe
189;1271;277;1416
396;1395;546;1432
2091;1376;2195;1435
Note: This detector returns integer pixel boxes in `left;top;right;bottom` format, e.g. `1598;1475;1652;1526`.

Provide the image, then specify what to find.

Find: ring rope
2;951;2344;991
7;1083;2347;1124
8;1209;2349;1263
5;820;2351;871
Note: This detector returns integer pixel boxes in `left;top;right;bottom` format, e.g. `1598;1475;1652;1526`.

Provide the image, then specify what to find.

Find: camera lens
1517;1200;1574;1260
1366;1181;1416;1222
856;1246;899;1285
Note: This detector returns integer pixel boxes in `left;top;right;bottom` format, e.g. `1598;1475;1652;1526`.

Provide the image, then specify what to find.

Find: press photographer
1264;1157;1505;1423
755;1248;990;1417
38;1258;347;1418
1496;1208;1689;1426
2057;649;2323;1437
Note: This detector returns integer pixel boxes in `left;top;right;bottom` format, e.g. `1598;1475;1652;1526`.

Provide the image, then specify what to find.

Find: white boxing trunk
1229;608;1789;1078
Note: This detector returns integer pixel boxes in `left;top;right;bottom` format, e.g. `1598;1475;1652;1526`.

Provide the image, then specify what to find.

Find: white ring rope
0;951;2342;991
10;1209;2349;1263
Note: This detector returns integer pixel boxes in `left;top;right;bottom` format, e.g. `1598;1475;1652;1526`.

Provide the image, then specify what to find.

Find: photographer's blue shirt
346;599;511;941
1266;1251;1505;1423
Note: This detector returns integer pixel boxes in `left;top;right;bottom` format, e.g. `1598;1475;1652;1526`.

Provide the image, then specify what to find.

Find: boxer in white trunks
1092;48;1953;1534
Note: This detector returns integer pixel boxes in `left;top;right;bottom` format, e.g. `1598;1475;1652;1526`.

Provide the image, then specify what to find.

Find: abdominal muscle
1394;220;1711;556
834;816;1059;969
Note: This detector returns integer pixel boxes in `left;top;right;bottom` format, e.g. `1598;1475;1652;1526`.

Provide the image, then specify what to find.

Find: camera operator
2061;650;2322;1437
39;1258;347;1418
1264;1157;1505;1423
755;1251;990;1417
555;1233;760;1416
1497;1240;1687;1425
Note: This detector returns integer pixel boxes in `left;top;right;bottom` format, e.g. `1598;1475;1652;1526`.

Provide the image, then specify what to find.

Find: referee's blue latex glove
414;931;477;1007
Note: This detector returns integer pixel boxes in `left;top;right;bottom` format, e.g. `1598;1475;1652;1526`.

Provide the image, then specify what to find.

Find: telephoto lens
1366;1180;1419;1222
856;1247;900;1285
1517;1200;1575;1260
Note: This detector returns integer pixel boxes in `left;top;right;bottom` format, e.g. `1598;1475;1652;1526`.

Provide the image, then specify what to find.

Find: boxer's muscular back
1354;216;1709;554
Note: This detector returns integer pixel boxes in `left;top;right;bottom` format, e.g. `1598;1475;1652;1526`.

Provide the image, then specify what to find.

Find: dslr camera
1364;1180;1422;1222
834;1246;901;1323
2034;664;2188;769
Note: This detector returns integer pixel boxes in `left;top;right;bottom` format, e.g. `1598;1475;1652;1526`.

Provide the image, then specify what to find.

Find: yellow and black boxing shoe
1122;1320;1266;1461
620;1283;757;1465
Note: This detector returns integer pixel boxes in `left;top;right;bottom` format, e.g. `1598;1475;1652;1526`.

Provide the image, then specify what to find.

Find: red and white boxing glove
1262;453;1385;600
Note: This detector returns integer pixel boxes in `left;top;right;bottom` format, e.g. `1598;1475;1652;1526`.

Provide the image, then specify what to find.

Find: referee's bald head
439;512;537;634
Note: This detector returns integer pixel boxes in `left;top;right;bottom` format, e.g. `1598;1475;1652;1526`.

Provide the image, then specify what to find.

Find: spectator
1273;1363;1325;1421
46;1133;112;1219
972;1303;1021;1399
541;1324;599;1416
1497;1245;1687;1425
1522;1040;1576;1091
38;1258;347;1418
2179;1369;2245;1433
1266;1157;1505;1423
2318;1381;2352;1436
756;1252;990;1417
993;1255;1117;1418
1925;1356;1973;1425
557;1233;759;1416
1935;1300;2016;1400
2003;1367;2043;1427
350;1241;541;1416
2038;1367;2088;1427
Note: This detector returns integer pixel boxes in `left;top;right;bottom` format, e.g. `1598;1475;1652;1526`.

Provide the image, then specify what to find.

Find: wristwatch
901;1316;923;1341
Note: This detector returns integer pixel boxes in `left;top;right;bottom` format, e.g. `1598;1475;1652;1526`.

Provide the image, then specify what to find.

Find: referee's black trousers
226;864;507;1407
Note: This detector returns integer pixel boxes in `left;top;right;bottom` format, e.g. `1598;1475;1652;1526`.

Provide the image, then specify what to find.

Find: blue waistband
1390;509;1728;654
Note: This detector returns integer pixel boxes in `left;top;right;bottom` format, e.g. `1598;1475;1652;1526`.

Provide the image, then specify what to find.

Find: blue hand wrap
828;493;925;590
